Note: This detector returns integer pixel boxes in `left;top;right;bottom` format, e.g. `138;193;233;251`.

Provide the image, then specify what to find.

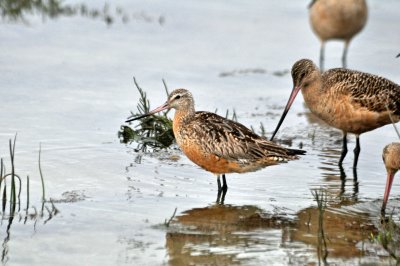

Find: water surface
1;0;400;265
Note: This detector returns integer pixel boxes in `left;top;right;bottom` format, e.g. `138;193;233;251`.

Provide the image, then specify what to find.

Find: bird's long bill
125;101;169;123
270;86;301;141
382;171;395;212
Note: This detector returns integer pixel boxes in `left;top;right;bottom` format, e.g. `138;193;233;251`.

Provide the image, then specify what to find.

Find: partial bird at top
309;0;368;70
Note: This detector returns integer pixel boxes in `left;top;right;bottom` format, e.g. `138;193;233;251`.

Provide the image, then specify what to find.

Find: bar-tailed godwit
309;0;368;70
270;59;400;168
381;142;400;214
127;88;305;203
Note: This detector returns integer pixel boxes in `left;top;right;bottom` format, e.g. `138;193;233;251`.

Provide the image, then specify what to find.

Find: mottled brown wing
324;69;400;115
185;112;297;161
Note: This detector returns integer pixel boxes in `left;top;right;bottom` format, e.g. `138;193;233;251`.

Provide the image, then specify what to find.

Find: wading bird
309;0;368;70
381;142;400;214
126;88;305;203
270;59;400;168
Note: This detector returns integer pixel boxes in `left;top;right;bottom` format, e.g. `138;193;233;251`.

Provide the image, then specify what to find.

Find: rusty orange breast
179;142;239;175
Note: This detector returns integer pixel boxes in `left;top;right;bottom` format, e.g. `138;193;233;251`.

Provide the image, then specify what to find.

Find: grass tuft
371;215;400;263
119;78;174;150
0;135;56;222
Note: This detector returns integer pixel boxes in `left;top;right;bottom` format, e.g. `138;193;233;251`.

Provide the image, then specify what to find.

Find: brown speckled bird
309;0;368;70
126;88;305;203
381;142;400;214
271;59;400;168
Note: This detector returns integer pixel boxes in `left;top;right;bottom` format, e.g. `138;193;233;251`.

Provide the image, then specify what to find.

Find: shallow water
1;0;400;265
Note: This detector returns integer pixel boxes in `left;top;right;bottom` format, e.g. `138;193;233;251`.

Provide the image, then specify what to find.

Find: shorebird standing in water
126;88;305;203
270;59;400;168
381;142;400;214
309;0;368;70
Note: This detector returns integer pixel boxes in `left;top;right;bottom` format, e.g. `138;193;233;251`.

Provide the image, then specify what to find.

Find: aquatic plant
164;207;177;228
371;215;400;264
120;78;174;150
0;0;165;26
251;122;267;137
0;135;58;263
0;135;56;218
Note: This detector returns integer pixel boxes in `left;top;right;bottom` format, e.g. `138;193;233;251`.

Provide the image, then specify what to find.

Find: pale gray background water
1;0;399;265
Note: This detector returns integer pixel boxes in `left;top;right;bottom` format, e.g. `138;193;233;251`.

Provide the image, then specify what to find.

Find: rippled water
1;0;400;265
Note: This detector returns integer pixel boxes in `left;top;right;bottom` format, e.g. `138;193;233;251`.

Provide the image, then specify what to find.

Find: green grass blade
38;143;46;202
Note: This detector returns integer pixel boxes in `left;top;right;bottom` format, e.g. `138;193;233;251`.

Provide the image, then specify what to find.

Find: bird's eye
175;95;181;100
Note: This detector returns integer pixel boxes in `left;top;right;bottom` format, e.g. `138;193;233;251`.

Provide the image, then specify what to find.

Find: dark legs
216;174;228;204
353;135;361;169
339;133;361;169
320;40;349;70
319;42;325;71
338;133;348;166
342;40;350;69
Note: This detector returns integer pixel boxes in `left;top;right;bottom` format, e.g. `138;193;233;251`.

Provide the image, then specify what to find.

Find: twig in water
164;207;177;227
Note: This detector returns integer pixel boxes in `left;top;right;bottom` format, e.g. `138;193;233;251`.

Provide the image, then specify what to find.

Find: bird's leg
353;135;361;169
216;175;222;203
222;174;228;192
338;133;348;166
220;174;228;204
319;42;325;71
339;164;346;196
352;167;359;198
217;175;222;191
342;40;350;69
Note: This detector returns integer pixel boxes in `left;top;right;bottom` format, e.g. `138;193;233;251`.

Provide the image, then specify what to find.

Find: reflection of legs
338;133;348;166
216;174;228;204
342;40;350;69
339;165;346;196
338;165;359;199
353;135;361;169
352;167;359;197
319;42;325;71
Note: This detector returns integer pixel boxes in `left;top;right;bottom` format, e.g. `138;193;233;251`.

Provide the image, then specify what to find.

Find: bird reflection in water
165;202;379;265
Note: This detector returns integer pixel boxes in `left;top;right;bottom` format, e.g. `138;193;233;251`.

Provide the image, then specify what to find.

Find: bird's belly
318;107;397;135
179;143;267;175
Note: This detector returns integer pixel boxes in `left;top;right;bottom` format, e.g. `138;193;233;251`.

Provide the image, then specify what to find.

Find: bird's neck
173;106;195;136
302;73;325;115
